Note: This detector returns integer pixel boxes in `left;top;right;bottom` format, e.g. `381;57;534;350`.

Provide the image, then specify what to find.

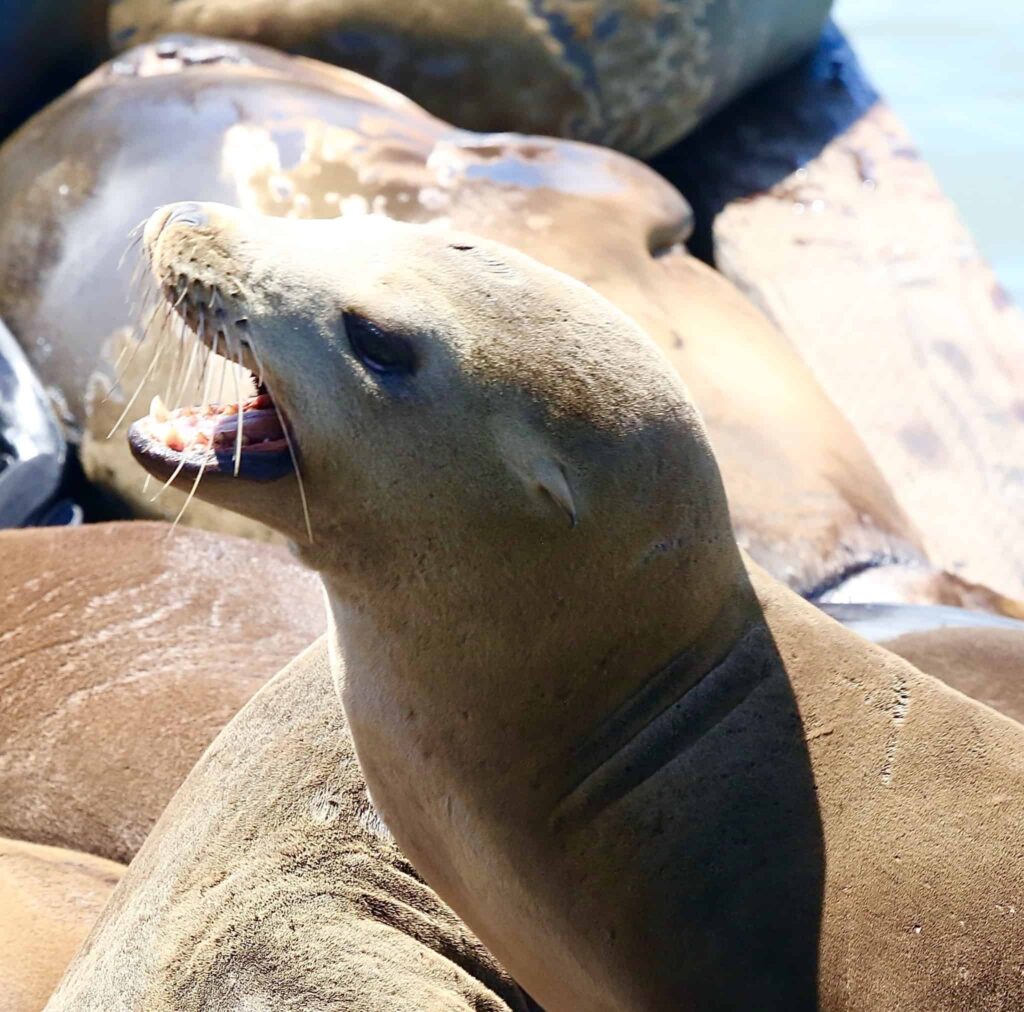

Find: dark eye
345;313;416;376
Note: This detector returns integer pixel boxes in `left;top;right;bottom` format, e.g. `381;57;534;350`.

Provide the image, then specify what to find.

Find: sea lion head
131;201;742;621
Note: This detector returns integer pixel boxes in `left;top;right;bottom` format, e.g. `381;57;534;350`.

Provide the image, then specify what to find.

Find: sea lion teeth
163;425;184;452
149;394;170;422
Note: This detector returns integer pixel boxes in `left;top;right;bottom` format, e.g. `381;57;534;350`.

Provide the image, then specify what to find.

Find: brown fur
0;522;324;862
127;206;1024;1009
0;837;122;1012
882;626;1024;726
107;0;832;157
48;639;528;1011
1;37;969;605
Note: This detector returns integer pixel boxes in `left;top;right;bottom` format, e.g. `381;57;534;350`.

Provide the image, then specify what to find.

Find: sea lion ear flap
530;457;578;529
497;429;578;529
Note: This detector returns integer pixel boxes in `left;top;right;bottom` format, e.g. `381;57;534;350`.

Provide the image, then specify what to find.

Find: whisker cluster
116;224;315;543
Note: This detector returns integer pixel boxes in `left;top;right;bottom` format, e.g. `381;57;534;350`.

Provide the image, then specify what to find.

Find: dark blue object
0;316;68;528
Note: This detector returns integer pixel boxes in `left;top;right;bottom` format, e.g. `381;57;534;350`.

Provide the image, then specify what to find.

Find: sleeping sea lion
2;37;1008;614
0;836;123;1012
108;0;834;156
0;521;324;862
822;603;1024;724
880;623;1024;726
124;204;1023;1009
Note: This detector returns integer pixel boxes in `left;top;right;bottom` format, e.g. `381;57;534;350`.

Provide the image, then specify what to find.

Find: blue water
838;0;1024;306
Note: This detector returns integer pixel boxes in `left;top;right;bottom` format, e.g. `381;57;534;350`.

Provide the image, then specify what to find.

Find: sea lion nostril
166;202;208;229
142;202;209;250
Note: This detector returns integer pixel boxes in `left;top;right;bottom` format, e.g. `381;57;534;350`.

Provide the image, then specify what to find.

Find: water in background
838;0;1024;306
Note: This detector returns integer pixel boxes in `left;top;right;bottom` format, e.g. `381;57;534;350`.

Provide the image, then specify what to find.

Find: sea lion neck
320;530;759;820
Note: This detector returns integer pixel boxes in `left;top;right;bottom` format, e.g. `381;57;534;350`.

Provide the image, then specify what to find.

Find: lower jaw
127;420;295;484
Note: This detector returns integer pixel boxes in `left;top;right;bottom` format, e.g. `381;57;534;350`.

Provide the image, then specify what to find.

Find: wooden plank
657;24;1024;599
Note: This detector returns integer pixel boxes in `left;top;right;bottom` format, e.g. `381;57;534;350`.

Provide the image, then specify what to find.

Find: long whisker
241;323;263;387
211;321;228;411
171;321;201;410
105;293;163;402
118;228;146;273
277;392;313;543
195;323;215;406
151;319;214;504
162;316;186;410
168;311;218;532
230;331;244;476
124;248;143;290
245;335;267;392
150;443;192;502
106;335;166;439
169;442;211;536
245;332;314;544
149;321;201;502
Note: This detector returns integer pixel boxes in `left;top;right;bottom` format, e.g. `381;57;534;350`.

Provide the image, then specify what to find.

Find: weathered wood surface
659;25;1024;600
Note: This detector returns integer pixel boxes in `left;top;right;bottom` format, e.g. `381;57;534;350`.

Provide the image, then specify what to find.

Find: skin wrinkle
553;626;771;829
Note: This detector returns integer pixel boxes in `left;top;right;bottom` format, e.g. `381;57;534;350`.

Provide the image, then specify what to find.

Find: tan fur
0;837;123;1012
0;522;324;862
47;640;529;1011
882;626;1024;726
0;37;944;603
108;0;832;156
130;205;1024;1009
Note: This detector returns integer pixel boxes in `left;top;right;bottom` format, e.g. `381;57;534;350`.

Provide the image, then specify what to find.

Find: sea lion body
109;0;834;157
47;639;529;1012
128;205;1024;1009
880;624;1024;727
1;37;970;604
0;836;123;1012
0;521;324;861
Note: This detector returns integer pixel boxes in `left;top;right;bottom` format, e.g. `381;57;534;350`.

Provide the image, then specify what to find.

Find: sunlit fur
132;203;1024;1012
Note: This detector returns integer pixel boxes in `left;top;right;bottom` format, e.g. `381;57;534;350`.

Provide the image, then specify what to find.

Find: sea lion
0;521;324;862
0;836;123;1012
2;37;1002;612
108;0;834;157
48;639;531;1012
127;203;1023;1009
881;626;1024;726
823;604;1024;724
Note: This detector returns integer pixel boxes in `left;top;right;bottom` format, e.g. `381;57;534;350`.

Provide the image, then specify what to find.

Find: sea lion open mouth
128;388;294;483
127;201;297;488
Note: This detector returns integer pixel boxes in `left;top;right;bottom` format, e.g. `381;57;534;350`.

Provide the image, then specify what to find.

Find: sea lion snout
142;200;208;249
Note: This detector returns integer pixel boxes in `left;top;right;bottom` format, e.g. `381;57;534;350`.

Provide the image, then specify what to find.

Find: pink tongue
213;408;285;446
